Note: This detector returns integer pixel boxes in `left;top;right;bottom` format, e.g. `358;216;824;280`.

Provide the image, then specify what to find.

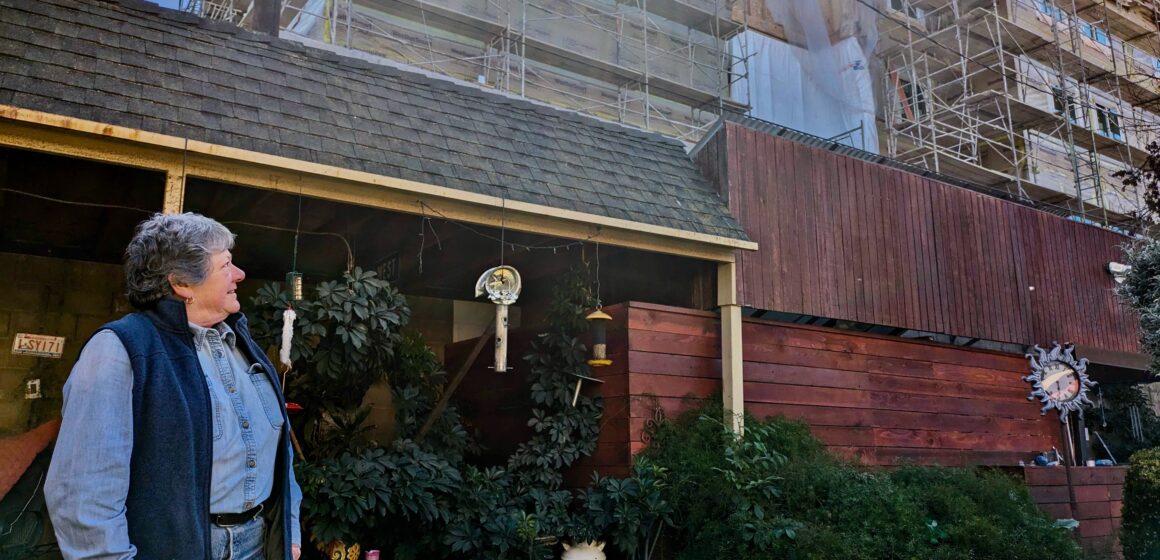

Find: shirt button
214;350;222;358
242;420;250;429
244;501;253;509
228;386;236;394
248;459;256;468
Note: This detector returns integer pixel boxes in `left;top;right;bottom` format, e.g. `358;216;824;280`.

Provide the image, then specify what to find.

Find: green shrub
644;400;1083;560
1123;447;1160;559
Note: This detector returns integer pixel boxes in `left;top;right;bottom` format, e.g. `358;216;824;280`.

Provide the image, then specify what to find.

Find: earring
185;296;195;305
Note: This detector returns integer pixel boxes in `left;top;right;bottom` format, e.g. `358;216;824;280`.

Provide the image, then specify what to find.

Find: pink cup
365;551;381;560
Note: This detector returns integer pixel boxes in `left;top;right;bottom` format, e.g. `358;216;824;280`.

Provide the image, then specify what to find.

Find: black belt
210;503;264;527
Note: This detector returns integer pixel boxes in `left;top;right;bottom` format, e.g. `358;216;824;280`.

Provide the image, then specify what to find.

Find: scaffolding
217;0;755;142
878;0;1160;228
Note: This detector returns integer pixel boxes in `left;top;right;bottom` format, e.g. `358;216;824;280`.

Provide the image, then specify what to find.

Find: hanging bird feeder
586;308;613;367
286;271;304;302
475;265;522;372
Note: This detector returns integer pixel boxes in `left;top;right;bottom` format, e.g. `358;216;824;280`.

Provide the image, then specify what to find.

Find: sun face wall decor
1023;342;1097;422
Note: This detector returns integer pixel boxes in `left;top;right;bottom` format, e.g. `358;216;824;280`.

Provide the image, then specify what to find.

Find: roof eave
0;106;757;262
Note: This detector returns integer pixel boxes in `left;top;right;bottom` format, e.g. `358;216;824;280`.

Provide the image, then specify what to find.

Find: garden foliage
1122;447;1160;559
643;400;1083;560
251;268;670;558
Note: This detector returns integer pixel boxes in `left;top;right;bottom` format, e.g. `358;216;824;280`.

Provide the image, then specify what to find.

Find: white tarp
733;0;879;153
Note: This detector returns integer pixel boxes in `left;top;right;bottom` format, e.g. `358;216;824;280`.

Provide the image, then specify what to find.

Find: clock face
1041;362;1080;402
486;268;517;294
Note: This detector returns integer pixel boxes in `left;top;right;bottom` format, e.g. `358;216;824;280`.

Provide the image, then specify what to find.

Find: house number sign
12;333;66;358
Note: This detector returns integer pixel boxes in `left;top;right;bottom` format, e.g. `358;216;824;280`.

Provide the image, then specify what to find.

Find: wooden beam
163;170;184;214
0;107;755;262
718;261;744;434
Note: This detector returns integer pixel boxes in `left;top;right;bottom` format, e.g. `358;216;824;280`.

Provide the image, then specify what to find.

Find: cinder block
63;289;114;316
6;284;43;312
0;400;30;436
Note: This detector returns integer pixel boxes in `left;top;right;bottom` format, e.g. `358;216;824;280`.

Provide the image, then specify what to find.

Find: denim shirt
46;329;302;560
189;321;285;514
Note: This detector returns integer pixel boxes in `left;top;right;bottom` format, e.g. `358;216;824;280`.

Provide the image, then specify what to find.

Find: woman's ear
169;274;193;301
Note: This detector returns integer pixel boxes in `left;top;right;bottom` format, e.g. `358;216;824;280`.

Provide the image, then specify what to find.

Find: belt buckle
212;503;264;527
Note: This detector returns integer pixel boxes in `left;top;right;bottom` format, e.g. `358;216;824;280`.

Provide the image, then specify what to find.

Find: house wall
695;120;1140;353
571;302;1062;474
0;253;127;437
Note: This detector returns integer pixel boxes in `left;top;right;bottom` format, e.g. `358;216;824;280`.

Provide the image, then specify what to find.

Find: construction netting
734;0;880;153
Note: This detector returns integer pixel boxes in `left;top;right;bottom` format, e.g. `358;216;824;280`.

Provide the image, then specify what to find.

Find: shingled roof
0;0;748;242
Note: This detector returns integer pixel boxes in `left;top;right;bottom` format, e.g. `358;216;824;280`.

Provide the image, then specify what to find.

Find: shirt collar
188;321;237;348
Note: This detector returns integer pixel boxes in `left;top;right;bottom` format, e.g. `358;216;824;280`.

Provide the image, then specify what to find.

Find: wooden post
495;304;509;372
163;168;184;214
718;261;744;434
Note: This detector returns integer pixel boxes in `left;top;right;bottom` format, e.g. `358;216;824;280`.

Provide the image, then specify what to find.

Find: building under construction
183;0;1160;229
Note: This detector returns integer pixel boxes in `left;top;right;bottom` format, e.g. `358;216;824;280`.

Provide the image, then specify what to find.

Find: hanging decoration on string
475;265;521;372
281;184;305;373
474;198;523;372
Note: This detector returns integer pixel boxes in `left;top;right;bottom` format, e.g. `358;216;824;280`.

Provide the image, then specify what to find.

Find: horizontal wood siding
604;302;1062;468
1025;466;1126;555
718;121;1140;354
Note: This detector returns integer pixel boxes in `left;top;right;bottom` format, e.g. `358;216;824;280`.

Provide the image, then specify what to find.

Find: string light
416;201;595;254
222;221;354;272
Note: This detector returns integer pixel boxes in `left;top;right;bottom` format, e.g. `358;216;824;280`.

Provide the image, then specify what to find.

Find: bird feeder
285;271;304;302
475;265;522;372
586;309;612;367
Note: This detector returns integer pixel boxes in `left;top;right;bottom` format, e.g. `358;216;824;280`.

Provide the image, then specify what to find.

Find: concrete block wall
1025;466;1126;558
0;253;126;436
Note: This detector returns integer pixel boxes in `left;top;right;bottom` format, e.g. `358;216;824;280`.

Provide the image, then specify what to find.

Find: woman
46;213;302;560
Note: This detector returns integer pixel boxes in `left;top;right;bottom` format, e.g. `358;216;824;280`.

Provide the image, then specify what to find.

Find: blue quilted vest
102;297;293;560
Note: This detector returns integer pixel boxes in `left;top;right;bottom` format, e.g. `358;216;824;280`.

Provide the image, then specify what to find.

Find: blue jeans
210;516;265;560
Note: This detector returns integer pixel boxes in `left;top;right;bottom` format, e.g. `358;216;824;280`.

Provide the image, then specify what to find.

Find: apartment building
187;0;1159;229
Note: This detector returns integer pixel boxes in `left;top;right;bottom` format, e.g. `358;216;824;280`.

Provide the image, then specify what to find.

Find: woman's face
180;249;245;327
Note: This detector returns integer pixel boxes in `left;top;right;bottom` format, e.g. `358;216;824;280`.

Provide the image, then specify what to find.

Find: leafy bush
252;268;666;558
1117;239;1160;375
575;458;673;560
644;400;1083;560
250;267;409;413
1123;447;1160;559
296;440;461;545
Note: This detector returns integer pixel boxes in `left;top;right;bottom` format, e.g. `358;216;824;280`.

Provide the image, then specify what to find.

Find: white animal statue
560;540;606;560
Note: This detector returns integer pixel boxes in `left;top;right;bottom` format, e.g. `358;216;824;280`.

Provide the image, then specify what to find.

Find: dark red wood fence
694;121;1140;354
570;302;1062;475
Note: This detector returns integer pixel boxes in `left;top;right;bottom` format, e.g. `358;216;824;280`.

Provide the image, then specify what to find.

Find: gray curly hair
124;213;235;309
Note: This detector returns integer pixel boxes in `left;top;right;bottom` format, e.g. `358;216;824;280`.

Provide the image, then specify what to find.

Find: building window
1079;21;1111;47
1052;87;1078;123
900;79;928;120
890;0;924;19
1096;104;1123;140
1034;0;1067;22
